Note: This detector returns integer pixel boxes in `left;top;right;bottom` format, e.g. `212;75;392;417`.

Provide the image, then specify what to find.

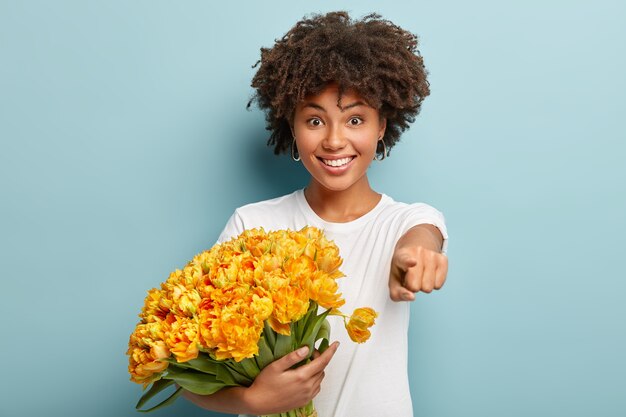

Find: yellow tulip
127;324;171;385
166;317;200;363
140;288;169;322
127;346;169;385
345;307;378;343
284;255;317;286
271;285;310;325
316;246;343;273
250;288;273;324
307;271;345;309
267;315;291;335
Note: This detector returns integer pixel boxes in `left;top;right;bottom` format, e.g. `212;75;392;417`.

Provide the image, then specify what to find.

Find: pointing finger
389;274;414;301
402;263;424;293
397;252;418;271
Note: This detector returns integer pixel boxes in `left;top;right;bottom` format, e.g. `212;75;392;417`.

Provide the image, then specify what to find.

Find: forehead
299;83;370;110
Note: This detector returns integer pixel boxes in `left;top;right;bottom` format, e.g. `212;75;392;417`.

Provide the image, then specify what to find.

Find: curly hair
247;11;430;156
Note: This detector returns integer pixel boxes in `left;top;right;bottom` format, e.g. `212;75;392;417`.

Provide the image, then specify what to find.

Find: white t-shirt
216;189;448;417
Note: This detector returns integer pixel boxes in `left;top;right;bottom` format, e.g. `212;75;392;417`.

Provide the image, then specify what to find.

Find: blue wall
1;1;624;416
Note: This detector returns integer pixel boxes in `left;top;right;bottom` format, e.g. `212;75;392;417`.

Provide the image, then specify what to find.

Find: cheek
358;137;379;156
294;130;323;153
294;137;315;156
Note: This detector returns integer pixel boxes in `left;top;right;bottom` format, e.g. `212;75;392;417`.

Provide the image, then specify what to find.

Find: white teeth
322;157;353;167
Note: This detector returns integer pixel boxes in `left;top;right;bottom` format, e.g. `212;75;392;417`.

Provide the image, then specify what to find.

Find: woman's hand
244;342;340;415
389;224;448;301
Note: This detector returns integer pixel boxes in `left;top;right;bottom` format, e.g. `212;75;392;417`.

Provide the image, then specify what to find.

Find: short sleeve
216;210;245;245
402;203;449;255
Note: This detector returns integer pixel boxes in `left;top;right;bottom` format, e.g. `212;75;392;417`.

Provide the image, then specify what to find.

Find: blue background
1;1;624;416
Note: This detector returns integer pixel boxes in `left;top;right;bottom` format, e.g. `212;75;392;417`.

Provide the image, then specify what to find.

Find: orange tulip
345;307;378;343
166;317;200;363
271;285;310;326
307;271;345;309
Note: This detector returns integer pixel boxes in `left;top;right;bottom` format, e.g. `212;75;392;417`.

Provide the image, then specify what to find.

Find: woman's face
291;83;386;193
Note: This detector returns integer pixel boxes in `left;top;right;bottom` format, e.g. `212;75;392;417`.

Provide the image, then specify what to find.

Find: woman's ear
288;117;295;138
379;117;387;138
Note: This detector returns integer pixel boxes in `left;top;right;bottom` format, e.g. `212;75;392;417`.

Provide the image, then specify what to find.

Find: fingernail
402;292;413;301
297;346;309;357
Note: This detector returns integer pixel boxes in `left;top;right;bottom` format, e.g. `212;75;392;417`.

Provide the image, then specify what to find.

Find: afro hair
247;11;430;156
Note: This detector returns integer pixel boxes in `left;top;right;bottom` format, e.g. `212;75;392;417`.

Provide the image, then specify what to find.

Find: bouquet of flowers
127;226;377;417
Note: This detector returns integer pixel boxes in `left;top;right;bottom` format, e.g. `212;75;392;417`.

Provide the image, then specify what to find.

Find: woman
184;11;449;417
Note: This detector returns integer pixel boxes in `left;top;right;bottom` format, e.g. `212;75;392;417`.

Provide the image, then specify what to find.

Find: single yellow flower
345;307;378;343
127;346;169;385
140;288;169;322
242;228;273;257
267;315;291;335
161;281;201;317
250;287;273;324
284;255;317;286
127;323;171;385
316;246;343;274
254;253;282;274
198;308;263;362
166;317;200;363
270;230;302;260
271;284;310;326
307;271;345;309
255;268;289;292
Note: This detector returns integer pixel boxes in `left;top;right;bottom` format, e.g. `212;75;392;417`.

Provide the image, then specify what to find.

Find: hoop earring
374;138;387;161
291;139;301;162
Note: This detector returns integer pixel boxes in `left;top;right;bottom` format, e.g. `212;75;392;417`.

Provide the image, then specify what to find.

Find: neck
304;177;381;223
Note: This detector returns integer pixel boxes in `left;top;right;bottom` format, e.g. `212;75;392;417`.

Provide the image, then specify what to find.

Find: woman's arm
182;386;255;415
182;342;339;415
389;224;448;301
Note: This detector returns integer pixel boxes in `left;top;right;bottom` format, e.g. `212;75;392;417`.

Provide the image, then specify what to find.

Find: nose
322;124;347;150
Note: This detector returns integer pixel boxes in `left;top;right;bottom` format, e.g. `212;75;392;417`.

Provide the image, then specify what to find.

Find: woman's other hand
244;341;340;415
389;224;448;301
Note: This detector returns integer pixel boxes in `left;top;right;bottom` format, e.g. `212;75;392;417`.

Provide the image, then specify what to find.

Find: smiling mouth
318;157;355;167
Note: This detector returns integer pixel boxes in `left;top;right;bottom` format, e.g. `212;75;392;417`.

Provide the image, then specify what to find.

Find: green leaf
136;380;182;413
256;336;274;370
315;319;331;354
263;321;276;351
294;302;316;345
222;360;254;385
215;363;239;386
136;379;174;410
273;326;295;360
163;366;227;395
318;337;329;354
301;309;331;353
316;319;331;343
163;354;218;375
238;357;260;378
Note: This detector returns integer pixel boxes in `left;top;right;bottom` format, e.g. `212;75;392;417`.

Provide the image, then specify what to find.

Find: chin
313;179;361;193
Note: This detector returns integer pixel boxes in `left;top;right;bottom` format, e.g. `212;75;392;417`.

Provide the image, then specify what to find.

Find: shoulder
378;195;449;253
216;189;302;244
235;189;300;219
379;194;446;222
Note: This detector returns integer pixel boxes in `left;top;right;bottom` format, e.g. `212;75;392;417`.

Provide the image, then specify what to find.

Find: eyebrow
301;101;366;112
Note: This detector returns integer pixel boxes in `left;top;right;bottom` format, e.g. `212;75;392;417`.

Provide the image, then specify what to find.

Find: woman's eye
349;117;363;126
307;118;323;127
